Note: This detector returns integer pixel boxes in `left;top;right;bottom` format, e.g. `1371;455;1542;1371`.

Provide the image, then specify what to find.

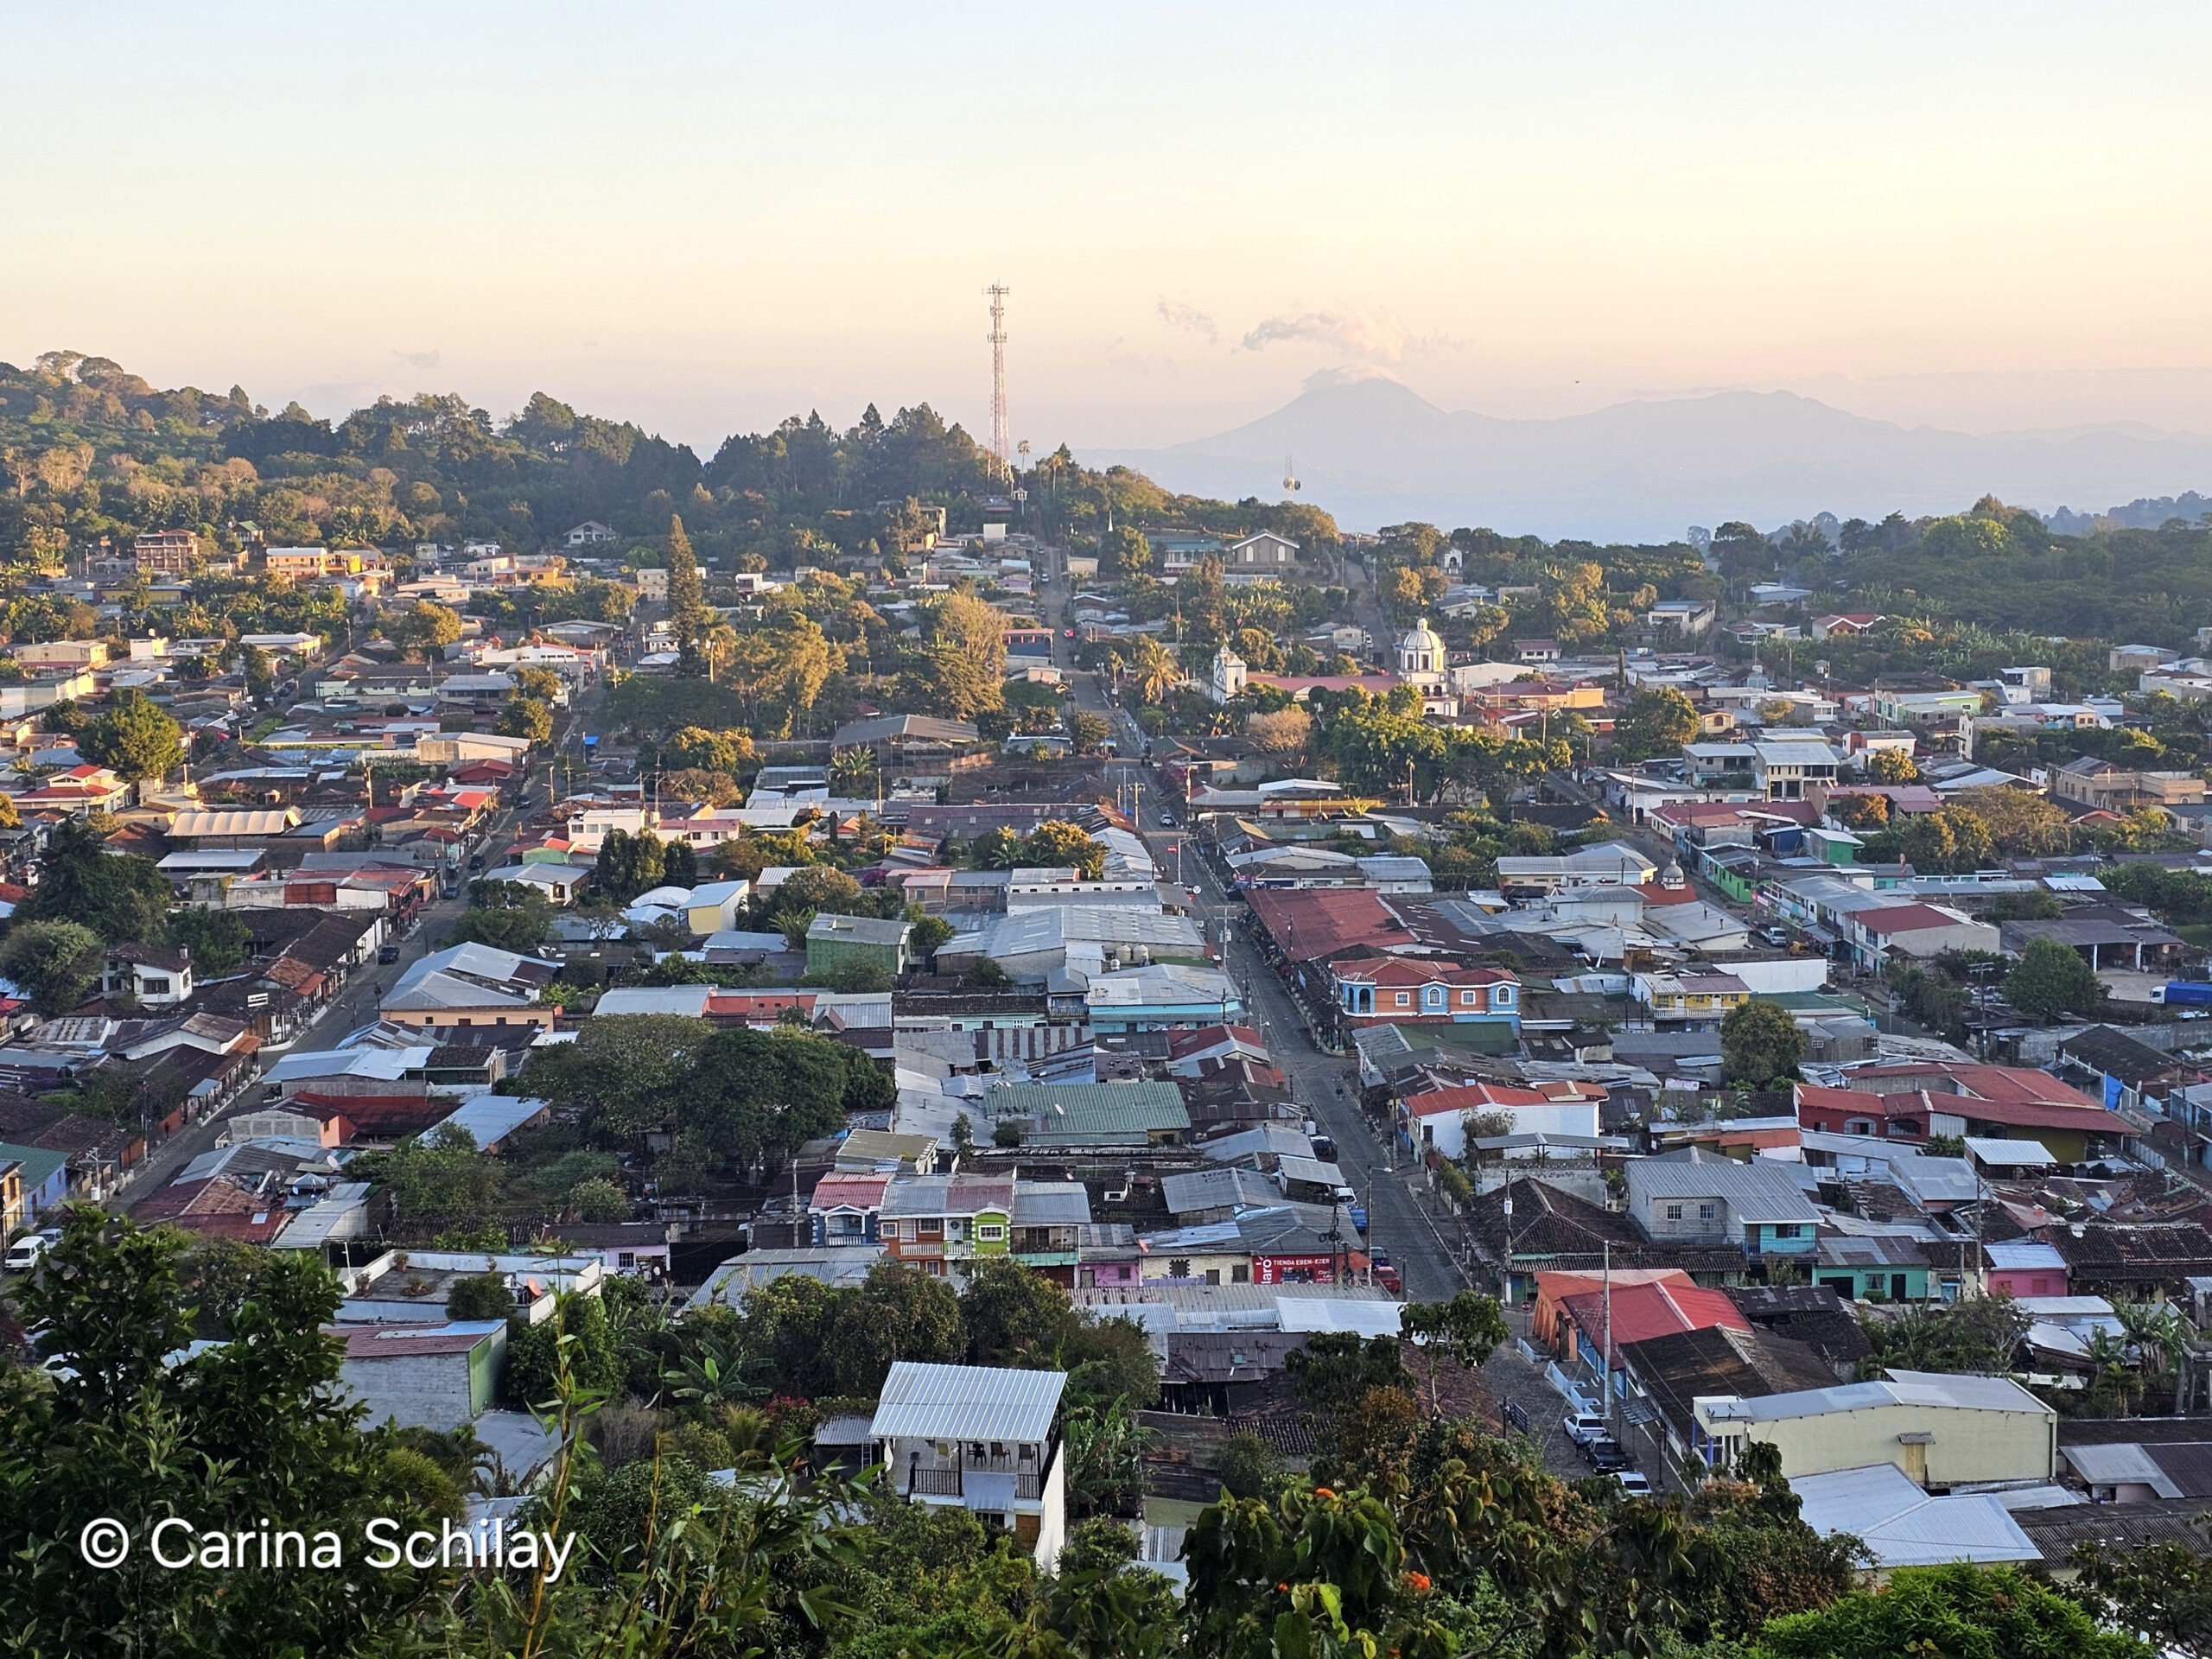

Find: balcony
899;1452;1048;1503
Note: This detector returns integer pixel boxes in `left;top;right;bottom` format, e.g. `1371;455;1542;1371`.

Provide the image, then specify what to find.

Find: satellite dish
1282;454;1301;493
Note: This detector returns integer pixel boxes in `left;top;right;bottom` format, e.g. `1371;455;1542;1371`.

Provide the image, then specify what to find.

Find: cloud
1154;299;1218;344
1238;307;1462;363
391;349;441;370
1104;337;1174;377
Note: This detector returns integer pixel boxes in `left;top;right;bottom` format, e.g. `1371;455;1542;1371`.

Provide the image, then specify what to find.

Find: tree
828;744;877;796
659;725;756;775
1721;997;1805;1087
448;890;551;952
665;512;709;645
1211;1431;1287;1499
568;1177;629;1223
522;1013;709;1141
907;912;954;963
512;664;563;702
1023;820;1106;879
77;689;182;782
0;919;103;1016
960;1255;1077;1363
165;906;251;974
16;822;168;944
1609;687;1700;762
350;1124;505;1231
447;1272;515;1321
382;600;461;659
1758;1564;2148;1659
1128;636;1180;703
969;957;1014;989
1103;524;1151;575
1399;1290;1510;1415
1866;747;1921;784
1069;710;1110;754
495;694;554;744
2005;937;2106;1022
2068;1515;2212;1657
2;1208;454;1656
1247;705;1313;760
594;828;669;902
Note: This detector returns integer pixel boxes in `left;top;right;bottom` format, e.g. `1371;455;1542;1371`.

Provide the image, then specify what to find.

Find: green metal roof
989;1081;1191;1142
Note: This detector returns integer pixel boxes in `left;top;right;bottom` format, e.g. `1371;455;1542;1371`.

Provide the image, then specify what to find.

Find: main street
1043;565;1472;1305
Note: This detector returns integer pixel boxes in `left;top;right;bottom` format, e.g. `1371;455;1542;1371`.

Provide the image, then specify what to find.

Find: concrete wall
1749;1401;2054;1486
343;1350;480;1433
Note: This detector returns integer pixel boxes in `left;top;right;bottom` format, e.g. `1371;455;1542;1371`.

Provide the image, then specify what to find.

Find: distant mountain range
1089;375;2212;543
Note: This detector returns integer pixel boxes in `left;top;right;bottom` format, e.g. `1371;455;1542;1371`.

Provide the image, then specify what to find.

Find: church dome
1396;616;1445;673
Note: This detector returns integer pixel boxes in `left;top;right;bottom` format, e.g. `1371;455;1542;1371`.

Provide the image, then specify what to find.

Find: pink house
1985;1240;2069;1298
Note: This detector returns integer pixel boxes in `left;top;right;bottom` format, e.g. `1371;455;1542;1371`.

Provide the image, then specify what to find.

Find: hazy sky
5;3;2209;452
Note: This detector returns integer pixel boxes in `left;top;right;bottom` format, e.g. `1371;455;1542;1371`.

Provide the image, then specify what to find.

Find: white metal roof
1792;1464;2039;1568
1275;1299;1404;1338
868;1362;1066;1444
1964;1136;2056;1166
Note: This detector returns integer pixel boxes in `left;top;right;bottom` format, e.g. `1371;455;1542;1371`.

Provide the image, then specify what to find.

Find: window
918;1217;943;1236
1425;987;1444;1006
1395;991;1410;1007
617;1251;636;1268
1169;1258;1192;1279
1773;1224;1801;1240
977;1224;1005;1242
1231;1264;1250;1283
880;1221;899;1239
1665;1204;1683;1221
1461;989;1478;1005
143;977;170;995
1699;1203;1717;1221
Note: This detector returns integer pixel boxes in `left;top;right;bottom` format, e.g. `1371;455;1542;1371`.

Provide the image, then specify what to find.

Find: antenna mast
985;283;1011;478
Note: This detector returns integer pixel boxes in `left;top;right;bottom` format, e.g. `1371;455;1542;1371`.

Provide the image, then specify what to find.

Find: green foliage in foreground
1;1208;2183;1659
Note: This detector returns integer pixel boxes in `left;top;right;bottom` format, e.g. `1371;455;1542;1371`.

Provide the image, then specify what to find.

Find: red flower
1313;1486;1336;1498
1401;1571;1432;1593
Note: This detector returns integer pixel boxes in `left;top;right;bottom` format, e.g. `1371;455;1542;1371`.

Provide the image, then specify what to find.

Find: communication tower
985;283;1011;477
1283;454;1301;493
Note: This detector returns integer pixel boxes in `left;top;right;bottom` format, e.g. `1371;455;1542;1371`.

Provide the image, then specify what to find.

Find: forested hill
0;351;1338;569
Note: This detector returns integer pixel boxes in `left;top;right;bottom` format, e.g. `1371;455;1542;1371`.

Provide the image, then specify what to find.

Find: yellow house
1638;972;1752;1022
0;1158;23;1238
1694;1369;2056;1489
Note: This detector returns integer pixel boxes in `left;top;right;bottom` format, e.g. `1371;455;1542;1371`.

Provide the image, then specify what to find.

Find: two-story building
1751;741;1841;802
1329;957;1519;1034
1625;1154;1822;1265
870;1362;1067;1570
1634;972;1751;1027
877;1174;1093;1281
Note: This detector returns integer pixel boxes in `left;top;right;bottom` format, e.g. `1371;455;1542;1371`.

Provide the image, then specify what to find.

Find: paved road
1044;569;1470;1305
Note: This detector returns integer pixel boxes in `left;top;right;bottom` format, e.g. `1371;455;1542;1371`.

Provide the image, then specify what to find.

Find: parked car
467;853;486;871
1613;1471;1652;1497
1158;812;1176;827
378;944;402;964
5;1235;51;1272
1311;1135;1339;1161
1586;1441;1630;1471
1758;925;1790;946
1561;1412;1608;1446
1347;1205;1369;1234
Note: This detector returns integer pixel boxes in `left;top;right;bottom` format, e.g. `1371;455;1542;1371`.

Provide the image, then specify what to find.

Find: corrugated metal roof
1626;1157;1822;1223
1793;1463;2040;1567
2063;1442;2181;1497
868;1361;1066;1443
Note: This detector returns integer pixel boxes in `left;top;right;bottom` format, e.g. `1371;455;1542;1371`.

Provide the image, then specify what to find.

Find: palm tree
698;618;740;683
1130;637;1179;705
829;745;877;798
2115;1300;2189;1409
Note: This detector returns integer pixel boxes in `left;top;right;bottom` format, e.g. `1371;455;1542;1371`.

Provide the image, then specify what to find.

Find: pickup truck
1561;1411;1609;1446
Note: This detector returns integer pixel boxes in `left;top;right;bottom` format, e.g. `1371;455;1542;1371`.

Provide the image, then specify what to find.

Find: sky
4;3;2210;454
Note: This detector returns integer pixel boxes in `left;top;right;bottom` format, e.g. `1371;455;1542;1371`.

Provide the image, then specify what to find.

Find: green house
1812;1235;1931;1302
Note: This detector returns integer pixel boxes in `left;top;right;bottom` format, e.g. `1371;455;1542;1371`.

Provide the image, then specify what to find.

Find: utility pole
985;284;1012;480
1602;1239;1616;1430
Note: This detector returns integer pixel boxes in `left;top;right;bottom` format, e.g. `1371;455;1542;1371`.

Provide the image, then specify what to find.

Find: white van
4;1235;51;1272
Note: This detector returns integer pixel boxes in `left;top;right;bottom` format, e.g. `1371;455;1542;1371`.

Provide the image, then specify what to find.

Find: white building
1208;645;1246;704
870;1362;1068;1571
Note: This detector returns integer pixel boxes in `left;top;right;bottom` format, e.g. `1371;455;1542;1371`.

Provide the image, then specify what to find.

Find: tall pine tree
667;512;709;647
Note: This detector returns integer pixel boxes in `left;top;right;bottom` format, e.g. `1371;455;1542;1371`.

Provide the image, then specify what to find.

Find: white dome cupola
1396;616;1444;675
